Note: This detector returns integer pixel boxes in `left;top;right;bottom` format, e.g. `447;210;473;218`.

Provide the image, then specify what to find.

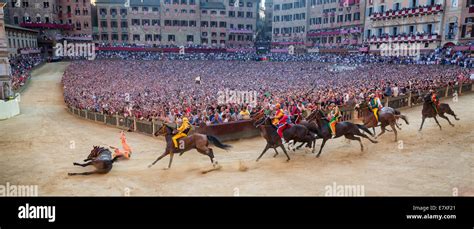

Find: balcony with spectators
370;4;443;21
368;32;440;44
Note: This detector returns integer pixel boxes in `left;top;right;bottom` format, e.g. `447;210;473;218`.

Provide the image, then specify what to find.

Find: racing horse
68;146;121;176
254;116;291;161
254;112;316;160
355;102;409;142
308;109;378;157
419;93;459;131
148;124;231;169
293;120;321;152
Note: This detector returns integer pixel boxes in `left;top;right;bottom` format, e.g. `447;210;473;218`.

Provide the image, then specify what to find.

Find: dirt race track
0;62;473;196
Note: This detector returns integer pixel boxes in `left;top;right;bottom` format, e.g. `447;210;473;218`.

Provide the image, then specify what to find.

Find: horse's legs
279;144;290;161
376;123;386;139
311;138;317;154
73;161;92;167
345;134;363;152
433;116;442;130
372;127;376;136
390;122;398;142
295;142;305;150
287;140;295;152
419;116;426;131
316;138;328;158
68;171;99;176
445;108;460;120
167;152;174;169
207;148;217;167
395;122;402;130
273;148;279;158
439;113;454;127
148;151;169;168
256;144;270;162
354;131;378;144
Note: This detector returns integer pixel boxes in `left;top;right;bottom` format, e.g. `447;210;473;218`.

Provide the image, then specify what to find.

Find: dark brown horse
148;124;231;169
355;103;409;142
309;109;378;157
419;94;459;131
254;116;290;161
68;146;121;176
293;120;320;152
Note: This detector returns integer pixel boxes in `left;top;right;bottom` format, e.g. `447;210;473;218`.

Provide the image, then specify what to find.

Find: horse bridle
156;124;166;136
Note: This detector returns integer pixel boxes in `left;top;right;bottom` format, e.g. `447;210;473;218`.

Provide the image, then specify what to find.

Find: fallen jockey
172;117;191;149
110;131;132;159
368;93;383;122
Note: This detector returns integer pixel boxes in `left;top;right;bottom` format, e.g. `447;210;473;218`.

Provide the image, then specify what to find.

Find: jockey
111;131;132;159
277;111;292;143
272;103;284;126
327;103;341;139
430;89;440;114
172;117;191;149
368;93;383;122
290;102;301;124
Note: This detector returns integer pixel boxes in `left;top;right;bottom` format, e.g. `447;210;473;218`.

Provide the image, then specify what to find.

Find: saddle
97;148;113;161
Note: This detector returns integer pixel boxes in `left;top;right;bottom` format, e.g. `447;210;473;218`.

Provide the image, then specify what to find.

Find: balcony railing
367;33;440;43
20;22;73;30
228;29;253;34
370;4;443;21
307;27;362;37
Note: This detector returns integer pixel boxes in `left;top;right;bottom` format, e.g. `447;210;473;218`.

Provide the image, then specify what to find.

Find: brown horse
419;94;459;131
254;116;291;161
293;120;320;152
355;103;409;142
308;109;378;157
68;146;121;176
148;124;231;169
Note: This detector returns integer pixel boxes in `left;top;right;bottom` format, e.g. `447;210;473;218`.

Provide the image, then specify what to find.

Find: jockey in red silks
277;112;292;143
430;89;440;114
290;102;301;124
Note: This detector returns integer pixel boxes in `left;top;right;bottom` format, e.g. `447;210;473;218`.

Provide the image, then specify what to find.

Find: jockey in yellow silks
327;103;341;138
172;117;191;149
368;93;383;122
272;103;284;126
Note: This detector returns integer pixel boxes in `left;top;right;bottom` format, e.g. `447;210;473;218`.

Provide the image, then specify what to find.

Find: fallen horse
68;146;122;176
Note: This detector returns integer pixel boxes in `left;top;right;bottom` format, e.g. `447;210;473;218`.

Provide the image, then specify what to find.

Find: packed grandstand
10;45;472;126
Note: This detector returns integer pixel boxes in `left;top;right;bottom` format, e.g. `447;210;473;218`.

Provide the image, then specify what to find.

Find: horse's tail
356;124;373;136
207;135;232;150
396;114;409;125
